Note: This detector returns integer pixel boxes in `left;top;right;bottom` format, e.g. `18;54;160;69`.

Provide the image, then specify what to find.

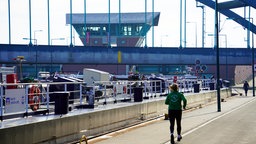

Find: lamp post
13;56;26;80
246;8;255;96
29;0;32;46
23;37;38;77
223;34;228;80
23;38;37;45
221;34;228;80
226;16;255;96
214;0;221;112
252;29;255;96
34;30;42;45
250;18;255;96
8;0;11;44
208;34;228;80
50;38;65;72
187;22;197;48
160;35;168;47
208;34;226;47
69;0;73;47
51;38;65;45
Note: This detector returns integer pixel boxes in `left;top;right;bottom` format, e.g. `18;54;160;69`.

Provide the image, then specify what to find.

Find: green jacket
165;91;187;110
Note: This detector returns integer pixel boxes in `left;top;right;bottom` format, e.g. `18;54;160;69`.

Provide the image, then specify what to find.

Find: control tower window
102;26;107;35
86;26;101;36
135;26;143;35
128;26;132;36
122;25;132;36
110;25;117;35
123;26;127;36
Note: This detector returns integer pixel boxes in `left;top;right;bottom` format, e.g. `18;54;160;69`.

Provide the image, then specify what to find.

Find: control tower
64;12;160;75
66;12;160;47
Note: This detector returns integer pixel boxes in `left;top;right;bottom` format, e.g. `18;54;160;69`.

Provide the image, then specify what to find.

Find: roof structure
66;12;160;26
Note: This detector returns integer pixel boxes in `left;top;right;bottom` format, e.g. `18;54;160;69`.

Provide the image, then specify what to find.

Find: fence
0;78;215;121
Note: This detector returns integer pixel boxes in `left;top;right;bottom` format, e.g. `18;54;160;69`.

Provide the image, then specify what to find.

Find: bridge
0;44;253;65
0;0;256;76
1;0;255;66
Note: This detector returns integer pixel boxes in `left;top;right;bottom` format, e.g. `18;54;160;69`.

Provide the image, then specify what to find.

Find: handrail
0;79;216;121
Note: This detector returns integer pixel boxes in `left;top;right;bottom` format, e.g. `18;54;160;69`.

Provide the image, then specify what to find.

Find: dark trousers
244;89;248;96
168;109;182;135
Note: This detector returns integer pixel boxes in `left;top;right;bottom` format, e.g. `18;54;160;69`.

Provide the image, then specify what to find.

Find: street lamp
50;38;65;73
13;56;26;80
226;17;251;49
66;36;75;46
208;34;227;47
34;30;43;45
214;0;221;112
23;37;38;77
187;22;197;48
250;18;255;96
23;38;37;45
160;35;169;47
51;38;65;45
208;34;228;80
226;16;255;96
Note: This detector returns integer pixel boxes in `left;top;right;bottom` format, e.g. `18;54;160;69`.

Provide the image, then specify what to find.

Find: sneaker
177;135;182;141
170;134;175;144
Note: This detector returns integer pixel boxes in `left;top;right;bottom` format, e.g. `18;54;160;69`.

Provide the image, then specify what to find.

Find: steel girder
196;0;256;34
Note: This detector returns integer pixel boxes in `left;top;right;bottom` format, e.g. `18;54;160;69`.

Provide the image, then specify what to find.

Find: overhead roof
66;12;160;26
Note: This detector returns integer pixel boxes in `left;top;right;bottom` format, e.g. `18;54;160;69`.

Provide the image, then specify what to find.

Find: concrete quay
89;88;255;144
0;89;231;144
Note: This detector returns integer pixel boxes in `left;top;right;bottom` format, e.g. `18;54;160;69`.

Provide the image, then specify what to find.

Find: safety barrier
0;79;227;144
93;80;168;104
0;82;85;120
0;78;216;121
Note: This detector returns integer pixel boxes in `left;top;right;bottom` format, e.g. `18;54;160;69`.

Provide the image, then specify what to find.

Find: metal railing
0;79;215;121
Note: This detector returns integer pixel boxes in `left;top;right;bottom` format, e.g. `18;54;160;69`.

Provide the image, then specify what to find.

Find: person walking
165;83;187;144
243;81;249;96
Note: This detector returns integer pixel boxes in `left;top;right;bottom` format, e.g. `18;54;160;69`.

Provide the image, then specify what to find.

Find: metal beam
218;0;247;10
238;0;256;9
196;0;256;34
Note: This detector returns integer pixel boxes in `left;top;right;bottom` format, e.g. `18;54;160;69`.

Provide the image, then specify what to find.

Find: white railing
0;79;215;120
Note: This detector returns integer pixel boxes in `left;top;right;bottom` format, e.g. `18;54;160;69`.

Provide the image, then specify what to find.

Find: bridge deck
0;44;253;65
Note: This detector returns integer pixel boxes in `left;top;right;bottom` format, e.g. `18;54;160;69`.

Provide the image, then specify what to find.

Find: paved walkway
179;95;256;144
88;88;255;144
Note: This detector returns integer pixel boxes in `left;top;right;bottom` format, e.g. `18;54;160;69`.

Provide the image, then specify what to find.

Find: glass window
86;26;101;36
102;26;107;35
128;26;132;36
123;26;127;36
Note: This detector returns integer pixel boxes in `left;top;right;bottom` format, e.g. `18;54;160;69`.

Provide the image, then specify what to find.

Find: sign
201;65;208;72
195;65;201;71
118;51;122;63
5;89;26;113
195;59;200;65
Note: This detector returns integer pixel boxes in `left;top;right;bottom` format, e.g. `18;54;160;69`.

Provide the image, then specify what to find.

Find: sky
0;0;255;48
